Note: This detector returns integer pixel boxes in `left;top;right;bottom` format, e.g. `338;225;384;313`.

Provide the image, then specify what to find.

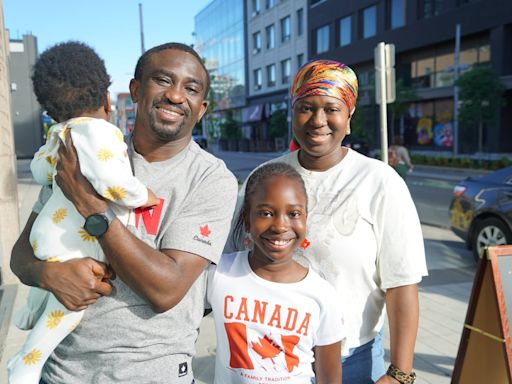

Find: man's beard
148;113;187;141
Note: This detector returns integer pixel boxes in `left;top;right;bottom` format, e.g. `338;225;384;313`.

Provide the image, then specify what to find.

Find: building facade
244;0;307;151
8;34;42;158
308;0;512;153
195;0;246;144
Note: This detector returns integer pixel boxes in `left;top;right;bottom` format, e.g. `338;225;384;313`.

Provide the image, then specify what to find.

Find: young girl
207;162;344;383
8;41;158;384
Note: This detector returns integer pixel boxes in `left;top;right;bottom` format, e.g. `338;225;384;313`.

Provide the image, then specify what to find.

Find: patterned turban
289;60;359;151
291;60;358;112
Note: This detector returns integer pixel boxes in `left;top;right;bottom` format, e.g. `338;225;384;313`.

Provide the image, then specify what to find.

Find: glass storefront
195;0;246;109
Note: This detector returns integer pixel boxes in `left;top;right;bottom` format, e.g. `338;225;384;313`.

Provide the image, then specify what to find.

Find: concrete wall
0;0;21;284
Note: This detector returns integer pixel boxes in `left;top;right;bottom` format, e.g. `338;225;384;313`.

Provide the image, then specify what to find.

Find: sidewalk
0;159;476;383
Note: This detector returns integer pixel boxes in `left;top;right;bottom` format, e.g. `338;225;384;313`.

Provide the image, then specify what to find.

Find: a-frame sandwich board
452;244;512;383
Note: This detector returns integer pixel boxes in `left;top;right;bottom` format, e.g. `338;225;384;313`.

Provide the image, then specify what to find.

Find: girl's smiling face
245;175;307;267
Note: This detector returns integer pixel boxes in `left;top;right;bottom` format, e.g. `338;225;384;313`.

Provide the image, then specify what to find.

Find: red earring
300;238;311;250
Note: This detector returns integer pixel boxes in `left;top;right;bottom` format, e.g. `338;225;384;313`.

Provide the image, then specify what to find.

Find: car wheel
472;217;512;262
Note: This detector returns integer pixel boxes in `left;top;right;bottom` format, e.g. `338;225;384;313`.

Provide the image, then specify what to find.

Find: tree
268;107;288;139
388;79;419;143
220;109;241;140
456;66;505;153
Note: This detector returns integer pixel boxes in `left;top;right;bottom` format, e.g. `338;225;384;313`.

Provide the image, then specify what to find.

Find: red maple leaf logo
300;238;311;249
251;335;282;364
281;335;300;372
199;224;211;237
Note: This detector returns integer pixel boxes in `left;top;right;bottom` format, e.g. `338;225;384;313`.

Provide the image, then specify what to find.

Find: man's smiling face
130;48;208;142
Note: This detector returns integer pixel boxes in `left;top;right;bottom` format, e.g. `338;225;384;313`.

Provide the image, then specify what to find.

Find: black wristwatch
83;208;116;238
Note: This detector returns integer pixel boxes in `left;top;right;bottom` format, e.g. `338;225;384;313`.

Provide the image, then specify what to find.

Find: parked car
193;135;208;150
449;165;512;261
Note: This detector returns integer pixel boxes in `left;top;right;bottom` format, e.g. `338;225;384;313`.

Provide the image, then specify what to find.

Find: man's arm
376;284;419;383
10;212;113;311
55;135;222;313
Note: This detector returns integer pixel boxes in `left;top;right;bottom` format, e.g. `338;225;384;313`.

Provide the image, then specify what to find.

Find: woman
228;60;427;384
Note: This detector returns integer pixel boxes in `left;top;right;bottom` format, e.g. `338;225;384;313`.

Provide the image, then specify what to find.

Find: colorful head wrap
289;60;358;151
291;59;358;113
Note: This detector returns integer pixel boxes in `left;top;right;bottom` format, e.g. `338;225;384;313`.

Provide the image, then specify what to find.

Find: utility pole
139;3;145;54
375;42;395;164
453;23;461;157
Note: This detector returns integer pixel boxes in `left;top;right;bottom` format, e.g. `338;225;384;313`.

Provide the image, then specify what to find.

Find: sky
4;0;212;97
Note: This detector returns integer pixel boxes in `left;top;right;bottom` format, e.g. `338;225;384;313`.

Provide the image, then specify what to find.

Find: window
252;0;261;16
408;42;491;89
297;8;304;36
266;24;276;49
281;58;291;84
315;25;330;54
339;16;351;46
281;16;291;42
267;64;276;87
389;0;405;29
419;0;442;19
254;68;262;90
362;5;377;38
266;0;275;10
253;31;262;54
310;0;325;6
297;53;304;69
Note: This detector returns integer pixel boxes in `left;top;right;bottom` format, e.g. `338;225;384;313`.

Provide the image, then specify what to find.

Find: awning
242;105;264;123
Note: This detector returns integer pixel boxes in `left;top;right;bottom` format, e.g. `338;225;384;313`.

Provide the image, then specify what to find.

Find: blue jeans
341;330;386;384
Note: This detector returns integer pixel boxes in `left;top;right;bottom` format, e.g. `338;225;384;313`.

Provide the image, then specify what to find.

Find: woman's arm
313;341;342;384
376;284;419;383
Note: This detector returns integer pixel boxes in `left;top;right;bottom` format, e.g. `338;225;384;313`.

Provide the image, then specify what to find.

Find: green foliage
220;109;241;140
350;106;371;145
410;154;511;170
388;79;419;118
268;107;288;139
456;66;505;126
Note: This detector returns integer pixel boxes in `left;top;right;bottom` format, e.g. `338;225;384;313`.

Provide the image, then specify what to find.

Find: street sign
375;43;396;104
374;42;396;163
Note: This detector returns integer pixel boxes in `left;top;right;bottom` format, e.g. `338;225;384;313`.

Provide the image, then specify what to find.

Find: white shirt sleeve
373;172;428;289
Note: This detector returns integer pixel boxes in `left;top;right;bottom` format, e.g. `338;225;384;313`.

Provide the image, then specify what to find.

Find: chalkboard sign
452;245;512;383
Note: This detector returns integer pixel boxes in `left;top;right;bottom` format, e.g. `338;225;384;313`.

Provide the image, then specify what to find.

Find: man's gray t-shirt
39;138;238;383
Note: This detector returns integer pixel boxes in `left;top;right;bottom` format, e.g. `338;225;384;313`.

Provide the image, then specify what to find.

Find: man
11;43;238;384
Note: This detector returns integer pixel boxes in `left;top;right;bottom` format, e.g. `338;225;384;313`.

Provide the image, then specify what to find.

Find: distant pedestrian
209;162;344;383
389;136;414;173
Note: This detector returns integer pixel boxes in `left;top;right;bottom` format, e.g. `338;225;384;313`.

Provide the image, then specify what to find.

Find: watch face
84;214;109;237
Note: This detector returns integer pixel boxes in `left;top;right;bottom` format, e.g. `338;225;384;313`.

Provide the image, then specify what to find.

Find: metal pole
287;95;292;149
453;23;461;157
139;3;145;54
378;43;388;163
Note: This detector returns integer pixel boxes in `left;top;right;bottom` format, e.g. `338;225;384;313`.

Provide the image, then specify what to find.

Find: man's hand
55;133;108;217
40;258;114;311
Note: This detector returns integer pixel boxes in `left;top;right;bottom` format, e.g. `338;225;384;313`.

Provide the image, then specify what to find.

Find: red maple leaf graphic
251;334;282;364
199;224;211;237
300;238;311;249
281;334;300;372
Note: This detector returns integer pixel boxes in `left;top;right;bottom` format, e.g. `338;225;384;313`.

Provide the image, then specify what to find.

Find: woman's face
292;95;351;160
